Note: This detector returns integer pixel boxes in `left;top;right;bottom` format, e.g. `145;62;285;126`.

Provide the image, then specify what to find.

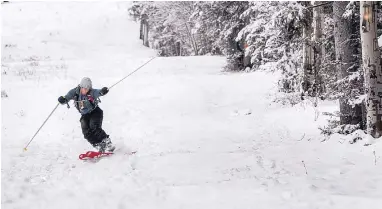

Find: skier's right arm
58;88;76;104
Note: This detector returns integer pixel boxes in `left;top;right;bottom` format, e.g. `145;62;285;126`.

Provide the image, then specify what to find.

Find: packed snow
2;2;382;209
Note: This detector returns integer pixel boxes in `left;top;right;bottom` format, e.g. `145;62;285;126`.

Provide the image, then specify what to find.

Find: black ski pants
80;107;108;145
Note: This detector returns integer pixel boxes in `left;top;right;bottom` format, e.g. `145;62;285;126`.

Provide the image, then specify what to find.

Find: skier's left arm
92;87;109;99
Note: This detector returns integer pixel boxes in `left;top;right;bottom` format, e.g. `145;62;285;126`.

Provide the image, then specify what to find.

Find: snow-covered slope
2;2;382;209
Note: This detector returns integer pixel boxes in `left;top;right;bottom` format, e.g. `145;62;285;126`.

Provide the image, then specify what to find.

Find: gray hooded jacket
64;87;103;115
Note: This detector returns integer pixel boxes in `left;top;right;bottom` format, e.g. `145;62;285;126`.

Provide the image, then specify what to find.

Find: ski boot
104;137;116;152
97;137;115;153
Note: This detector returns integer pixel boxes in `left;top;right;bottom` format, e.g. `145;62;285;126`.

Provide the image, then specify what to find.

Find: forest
129;1;382;142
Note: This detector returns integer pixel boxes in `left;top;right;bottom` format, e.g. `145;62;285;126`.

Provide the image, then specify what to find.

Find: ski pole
24;103;60;151
108;56;156;90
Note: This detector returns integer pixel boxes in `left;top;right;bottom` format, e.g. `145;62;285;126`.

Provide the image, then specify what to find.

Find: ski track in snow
2;2;382;209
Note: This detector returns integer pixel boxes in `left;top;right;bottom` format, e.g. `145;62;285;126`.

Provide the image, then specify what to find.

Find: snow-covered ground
2;2;382;209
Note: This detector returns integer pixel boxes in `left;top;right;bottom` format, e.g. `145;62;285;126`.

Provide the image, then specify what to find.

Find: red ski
79;150;137;160
79;151;113;160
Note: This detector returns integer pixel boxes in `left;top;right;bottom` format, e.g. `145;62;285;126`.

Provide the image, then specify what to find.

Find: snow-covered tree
360;1;382;138
301;1;314;96
331;1;364;128
190;1;250;69
236;2;306;93
312;1;325;97
128;1;250;58
377;2;382;38
320;3;336;99
189;1;239;56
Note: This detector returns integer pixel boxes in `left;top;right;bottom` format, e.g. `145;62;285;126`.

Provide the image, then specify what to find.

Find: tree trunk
184;22;198;55
175;41;181;56
360;1;382;138
192;33;199;55
333;1;363;125
302;2;313;95
140;14;149;47
313;1;324;97
143;21;149;47
139;20;143;40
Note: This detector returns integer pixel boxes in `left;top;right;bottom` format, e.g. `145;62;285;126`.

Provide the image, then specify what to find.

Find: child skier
58;77;115;153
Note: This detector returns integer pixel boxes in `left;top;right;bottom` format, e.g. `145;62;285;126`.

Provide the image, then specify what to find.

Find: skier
58;77;115;153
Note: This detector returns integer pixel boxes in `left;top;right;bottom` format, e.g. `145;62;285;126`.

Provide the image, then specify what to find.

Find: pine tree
333;1;364;128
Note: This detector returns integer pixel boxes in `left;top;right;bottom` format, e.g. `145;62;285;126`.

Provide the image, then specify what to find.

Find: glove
58;96;67;104
100;87;109;96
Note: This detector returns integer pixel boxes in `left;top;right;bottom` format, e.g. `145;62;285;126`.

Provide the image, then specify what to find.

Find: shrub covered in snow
1;90;9;98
